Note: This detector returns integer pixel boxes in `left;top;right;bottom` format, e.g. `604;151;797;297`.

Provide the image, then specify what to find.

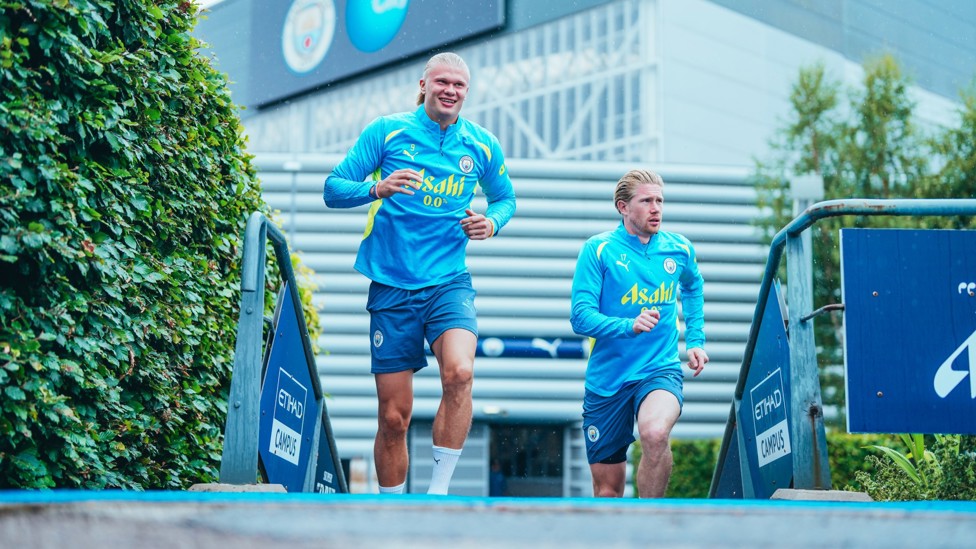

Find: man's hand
461;208;494;240
686;347;708;377
375;169;422;198
632;309;660;334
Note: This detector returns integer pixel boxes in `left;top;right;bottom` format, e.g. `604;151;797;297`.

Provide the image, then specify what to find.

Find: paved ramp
2;491;975;548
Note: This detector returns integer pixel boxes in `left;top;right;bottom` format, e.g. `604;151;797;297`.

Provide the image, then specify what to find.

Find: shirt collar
615;221;655;250
414;105;459;135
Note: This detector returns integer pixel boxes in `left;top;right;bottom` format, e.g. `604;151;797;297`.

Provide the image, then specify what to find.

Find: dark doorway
489;424;564;497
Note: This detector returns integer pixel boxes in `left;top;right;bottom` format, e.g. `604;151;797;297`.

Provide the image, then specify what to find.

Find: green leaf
5;386;27;400
868;445;921;484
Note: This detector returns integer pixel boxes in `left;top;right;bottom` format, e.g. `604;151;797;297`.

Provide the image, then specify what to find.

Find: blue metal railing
219;212;343;491
711;198;976;498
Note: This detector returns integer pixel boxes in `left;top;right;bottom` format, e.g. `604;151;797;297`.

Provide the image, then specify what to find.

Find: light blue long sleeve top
324;106;516;290
570;222;706;396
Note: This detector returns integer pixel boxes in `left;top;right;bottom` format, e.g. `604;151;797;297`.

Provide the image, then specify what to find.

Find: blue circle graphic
346;0;409;53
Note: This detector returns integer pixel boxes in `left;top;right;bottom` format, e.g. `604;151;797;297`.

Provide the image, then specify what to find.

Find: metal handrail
735;198;976;399
219;212;340;489
712;198;976;498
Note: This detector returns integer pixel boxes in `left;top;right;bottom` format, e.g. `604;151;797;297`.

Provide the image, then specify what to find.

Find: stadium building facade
196;0;975;496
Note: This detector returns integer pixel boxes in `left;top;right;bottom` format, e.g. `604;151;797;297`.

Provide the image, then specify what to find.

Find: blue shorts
582;369;684;464
366;272;478;374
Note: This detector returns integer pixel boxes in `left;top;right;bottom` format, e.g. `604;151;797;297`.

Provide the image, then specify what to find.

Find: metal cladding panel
842;228;976;435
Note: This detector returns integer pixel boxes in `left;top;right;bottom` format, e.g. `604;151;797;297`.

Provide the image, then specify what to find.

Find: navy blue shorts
582;369;684;464
366;272;478;374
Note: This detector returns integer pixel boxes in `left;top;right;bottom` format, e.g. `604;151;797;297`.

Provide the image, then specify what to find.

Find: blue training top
324;106;516;290
570;222;705;397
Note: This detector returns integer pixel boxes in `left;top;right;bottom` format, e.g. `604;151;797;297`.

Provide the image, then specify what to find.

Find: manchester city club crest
281;0;336;74
458;155;474;174
372;329;384;348
663;257;677;275
586;425;600;442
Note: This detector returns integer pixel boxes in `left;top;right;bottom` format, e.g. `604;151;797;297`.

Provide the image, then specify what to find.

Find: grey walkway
2;490;975;548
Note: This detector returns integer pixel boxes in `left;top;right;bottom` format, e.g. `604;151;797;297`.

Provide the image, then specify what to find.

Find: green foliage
752;55;976;427
0;0;269;488
919;84;976;229
854;435;976;501
291;251;321;354
629;432;901;498
664;438;721;498
826;432;887;491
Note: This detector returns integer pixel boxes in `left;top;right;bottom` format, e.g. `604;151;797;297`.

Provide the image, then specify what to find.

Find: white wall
657;0;959;167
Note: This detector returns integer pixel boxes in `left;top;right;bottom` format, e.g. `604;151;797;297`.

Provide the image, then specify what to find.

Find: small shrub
853;435;976;501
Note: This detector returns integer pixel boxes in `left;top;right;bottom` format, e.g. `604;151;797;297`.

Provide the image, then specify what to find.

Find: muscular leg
425;328;475;494
590;461;627;497
429;328;475;448
635;389;681;498
374;370;414;488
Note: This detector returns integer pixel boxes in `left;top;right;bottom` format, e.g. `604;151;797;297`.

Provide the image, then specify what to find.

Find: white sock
378;482;405;494
427;446;462;495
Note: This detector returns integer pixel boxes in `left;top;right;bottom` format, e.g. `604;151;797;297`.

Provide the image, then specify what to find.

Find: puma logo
616;254;631;271
433;457;441;465
403;149;417;161
531;337;562;359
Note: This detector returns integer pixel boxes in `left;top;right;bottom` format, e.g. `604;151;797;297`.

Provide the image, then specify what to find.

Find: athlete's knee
377;407;410;439
440;362;473;393
592;479;624;497
637;421;672;451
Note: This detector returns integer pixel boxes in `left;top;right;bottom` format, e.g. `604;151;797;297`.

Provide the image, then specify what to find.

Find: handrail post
217;212;347;493
219;212;268;484
786;228;831;489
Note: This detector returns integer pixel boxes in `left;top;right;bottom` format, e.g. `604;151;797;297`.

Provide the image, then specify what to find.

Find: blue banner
258;284;324;491
843;229;976;434
737;280;793;498
475;337;588;359
250;0;505;107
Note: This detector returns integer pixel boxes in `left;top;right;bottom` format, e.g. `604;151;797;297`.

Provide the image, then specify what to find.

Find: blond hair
416;52;470;106
614;169;664;213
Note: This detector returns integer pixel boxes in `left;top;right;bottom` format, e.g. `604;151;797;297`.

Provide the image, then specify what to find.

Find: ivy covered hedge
0;0;268;488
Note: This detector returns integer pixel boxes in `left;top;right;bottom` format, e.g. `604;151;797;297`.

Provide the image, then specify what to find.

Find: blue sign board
842;229;976;434
250;0;506;107
476;337;587;359
749;369;791;469
736;280;793;499
313;408;343;494
259;284;320;491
